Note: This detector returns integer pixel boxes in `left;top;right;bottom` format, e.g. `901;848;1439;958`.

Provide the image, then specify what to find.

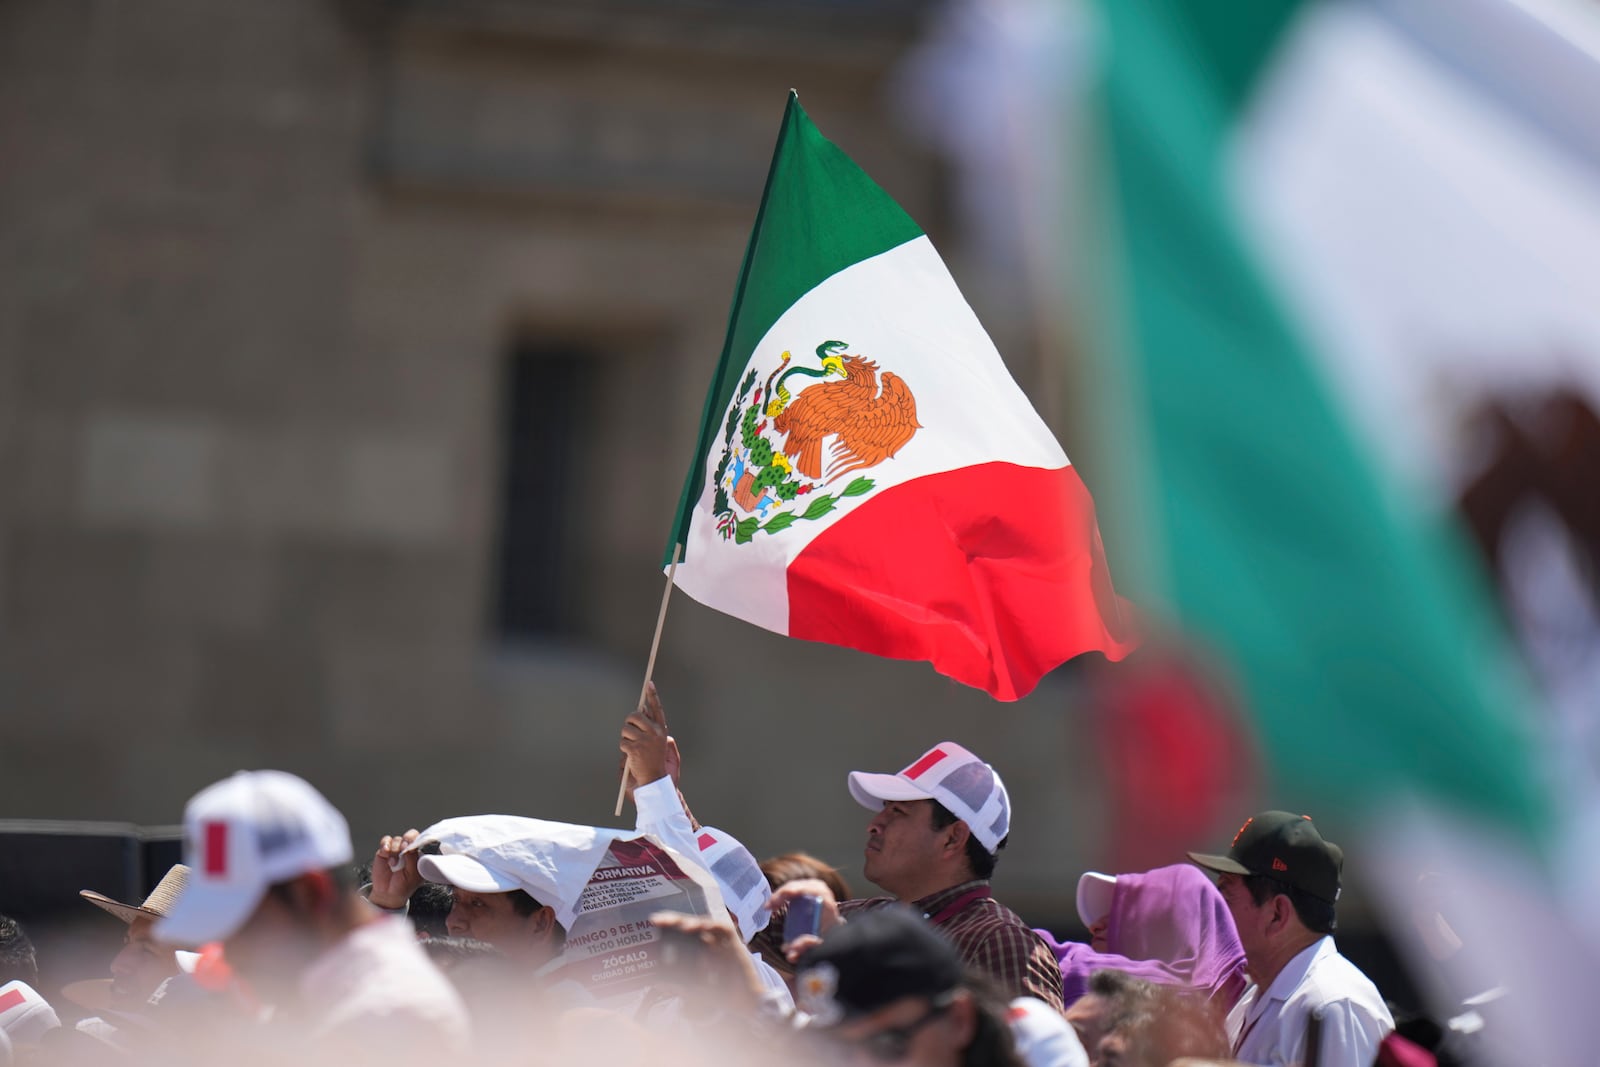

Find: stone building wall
0;0;1113;923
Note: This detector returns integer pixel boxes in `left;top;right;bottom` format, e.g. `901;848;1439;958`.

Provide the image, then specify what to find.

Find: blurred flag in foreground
1079;0;1553;836
1069;0;1600;1058
665;93;1136;700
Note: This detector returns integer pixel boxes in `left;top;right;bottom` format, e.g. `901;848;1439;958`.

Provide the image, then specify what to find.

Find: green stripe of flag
664;93;923;565
1084;0;1547;835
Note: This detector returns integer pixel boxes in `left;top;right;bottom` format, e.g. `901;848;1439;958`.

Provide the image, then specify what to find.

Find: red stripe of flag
901;748;948;780
204;821;229;876
786;463;1137;700
0;988;27;1013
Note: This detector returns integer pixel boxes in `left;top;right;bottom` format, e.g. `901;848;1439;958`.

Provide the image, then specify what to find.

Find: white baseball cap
155;770;353;946
417;852;526;896
1008;996;1090;1067
0;981;61;1048
689;826;770;942
1076;871;1117;928
410;815;626;930
848;742;1011;854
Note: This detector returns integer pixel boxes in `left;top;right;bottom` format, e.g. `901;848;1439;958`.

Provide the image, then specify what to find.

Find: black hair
1087;967;1157;1001
960;970;1027;1067
407;881;454;938
1243;873;1336;935
502;889;566;947
930;801;1007;880
1085;969;1231;1062
0;914;38;986
1085;968;1160;1049
506;888;541;917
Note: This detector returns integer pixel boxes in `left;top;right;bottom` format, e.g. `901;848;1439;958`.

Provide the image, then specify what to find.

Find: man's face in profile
110;917;179;1009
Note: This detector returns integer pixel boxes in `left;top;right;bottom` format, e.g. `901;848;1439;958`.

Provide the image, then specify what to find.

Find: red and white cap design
0;981;61;1047
155;770;353;947
1007;995;1089;1067
692;826;771;942
848;742;1011;855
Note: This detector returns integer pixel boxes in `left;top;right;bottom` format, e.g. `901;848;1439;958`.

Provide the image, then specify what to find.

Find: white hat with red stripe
848;742;1011;855
155;770;354;946
689;826;770;942
0;981;61;1048
1007;996;1090;1067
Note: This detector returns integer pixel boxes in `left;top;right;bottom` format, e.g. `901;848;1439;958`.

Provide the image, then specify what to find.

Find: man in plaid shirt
768;742;1064;1012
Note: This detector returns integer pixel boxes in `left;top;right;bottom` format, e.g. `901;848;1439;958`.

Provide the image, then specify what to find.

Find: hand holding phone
783;893;824;944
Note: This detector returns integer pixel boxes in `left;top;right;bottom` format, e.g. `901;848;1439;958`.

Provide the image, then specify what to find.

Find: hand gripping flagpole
614;543;683;817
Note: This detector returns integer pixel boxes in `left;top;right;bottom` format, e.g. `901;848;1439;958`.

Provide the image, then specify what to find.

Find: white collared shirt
632;776;706;877
1234;937;1393;1067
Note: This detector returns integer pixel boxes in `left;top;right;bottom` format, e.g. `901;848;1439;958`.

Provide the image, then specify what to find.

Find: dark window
493;343;594;640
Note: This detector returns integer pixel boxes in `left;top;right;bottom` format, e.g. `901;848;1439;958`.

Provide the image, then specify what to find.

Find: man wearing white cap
156;770;468;1055
370;824;566;969
771;741;1065;1011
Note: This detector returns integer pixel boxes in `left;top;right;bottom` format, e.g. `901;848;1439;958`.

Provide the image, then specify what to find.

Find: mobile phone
783;893;824;943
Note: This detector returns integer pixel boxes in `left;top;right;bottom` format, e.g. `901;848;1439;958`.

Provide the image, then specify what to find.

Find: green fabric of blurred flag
1080;0;1548;836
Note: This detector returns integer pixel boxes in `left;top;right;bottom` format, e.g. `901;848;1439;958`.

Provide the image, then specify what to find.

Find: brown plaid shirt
837;880;1064;1012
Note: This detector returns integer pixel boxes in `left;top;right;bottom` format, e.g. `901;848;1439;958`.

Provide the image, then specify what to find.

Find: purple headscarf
1034;863;1249;1009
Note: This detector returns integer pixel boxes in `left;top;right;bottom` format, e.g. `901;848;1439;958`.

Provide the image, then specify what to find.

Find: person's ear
1267;893;1295;935
533;905;559;938
289;870;338;916
943;820;970;861
946;990;977;1046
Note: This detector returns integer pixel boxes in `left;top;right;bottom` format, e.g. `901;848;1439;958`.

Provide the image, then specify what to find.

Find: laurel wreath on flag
712;368;874;544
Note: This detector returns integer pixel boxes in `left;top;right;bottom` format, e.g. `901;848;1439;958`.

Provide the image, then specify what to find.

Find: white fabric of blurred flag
903;0;1600;1061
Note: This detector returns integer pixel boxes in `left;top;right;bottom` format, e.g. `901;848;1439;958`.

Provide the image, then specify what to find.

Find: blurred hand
783;933;822;965
649;911;765;1008
767;878;844;960
368;829;423;909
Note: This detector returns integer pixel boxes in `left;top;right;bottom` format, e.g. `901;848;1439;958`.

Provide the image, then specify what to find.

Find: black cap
794;907;963;1023
1189;811;1343;904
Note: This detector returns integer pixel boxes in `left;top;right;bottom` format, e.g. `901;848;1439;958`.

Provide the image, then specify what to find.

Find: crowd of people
0;686;1464;1065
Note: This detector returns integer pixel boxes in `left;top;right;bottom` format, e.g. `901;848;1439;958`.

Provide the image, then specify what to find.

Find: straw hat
58;979;124;1018
79;865;190;925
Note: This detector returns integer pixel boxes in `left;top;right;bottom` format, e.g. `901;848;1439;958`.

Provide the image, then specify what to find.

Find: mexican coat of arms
711;340;921;544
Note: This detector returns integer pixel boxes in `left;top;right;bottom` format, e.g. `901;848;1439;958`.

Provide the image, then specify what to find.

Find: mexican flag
665;93;1137;701
1062;3;1600;1054
1078;0;1562;836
